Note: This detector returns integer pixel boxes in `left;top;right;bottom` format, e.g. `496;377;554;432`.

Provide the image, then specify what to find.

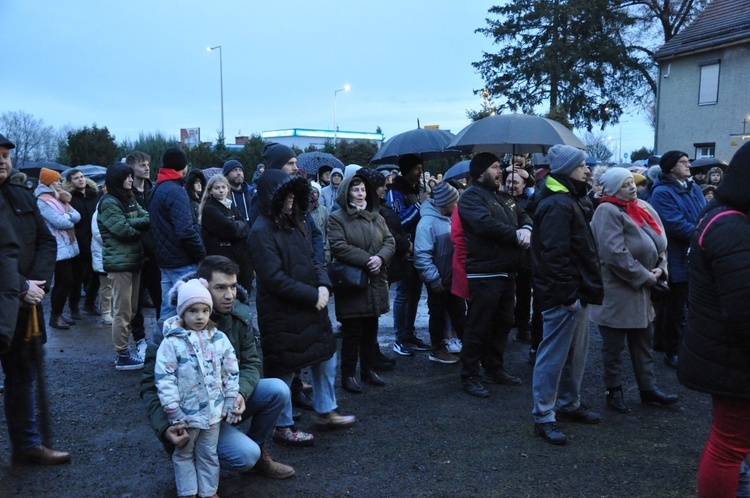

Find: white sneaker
101;312;113;325
136;339;147;361
445;337;462;354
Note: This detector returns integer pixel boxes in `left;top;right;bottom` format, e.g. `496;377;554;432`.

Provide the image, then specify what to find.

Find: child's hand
223;397;244;425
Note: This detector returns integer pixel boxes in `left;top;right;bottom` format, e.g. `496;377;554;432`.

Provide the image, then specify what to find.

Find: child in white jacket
155;278;241;498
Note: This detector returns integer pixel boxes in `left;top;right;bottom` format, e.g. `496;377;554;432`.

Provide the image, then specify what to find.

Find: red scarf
602;195;662;235
157;168;184;184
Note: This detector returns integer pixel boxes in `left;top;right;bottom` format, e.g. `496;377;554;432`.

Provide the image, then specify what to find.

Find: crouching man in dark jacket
141;255;295;478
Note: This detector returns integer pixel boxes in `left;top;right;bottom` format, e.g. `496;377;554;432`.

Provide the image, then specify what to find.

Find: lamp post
334;85;350;148
618;120;629;161
207;45;224;141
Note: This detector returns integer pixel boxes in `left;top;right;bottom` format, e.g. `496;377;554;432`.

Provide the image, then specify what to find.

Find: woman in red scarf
589;168;678;414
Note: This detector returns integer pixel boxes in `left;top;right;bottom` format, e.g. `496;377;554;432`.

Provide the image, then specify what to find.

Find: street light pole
208;45;224;141
333;85;350;148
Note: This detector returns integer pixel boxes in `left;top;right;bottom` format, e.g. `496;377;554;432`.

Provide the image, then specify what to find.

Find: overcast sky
3;0;654;159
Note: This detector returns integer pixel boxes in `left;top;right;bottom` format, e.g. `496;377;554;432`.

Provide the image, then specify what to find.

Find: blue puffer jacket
648;173;706;283
149;176;206;268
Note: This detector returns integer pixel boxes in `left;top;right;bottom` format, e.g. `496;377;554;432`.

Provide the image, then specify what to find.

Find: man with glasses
648;151;706;369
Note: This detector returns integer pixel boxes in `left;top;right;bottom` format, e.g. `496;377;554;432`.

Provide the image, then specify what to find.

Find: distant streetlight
334;85;350;148
207;45;224;141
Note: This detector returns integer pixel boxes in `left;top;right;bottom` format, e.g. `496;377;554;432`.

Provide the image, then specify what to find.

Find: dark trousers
340;317;378;377
426;287;466;349
531;306;543;350
50;259;75;315
392;264;424;342
652;281;688;356
514;267;532;331
69;255;99;311
131;258;162;342
460;277;515;379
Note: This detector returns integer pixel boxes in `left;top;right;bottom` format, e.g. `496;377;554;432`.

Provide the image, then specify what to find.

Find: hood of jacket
329;167;344;186
256;169;310;220
419;198;448;221
34;183;56;198
105;163;136;204
717;141;750;212
185;169;207;202
335;170;381;214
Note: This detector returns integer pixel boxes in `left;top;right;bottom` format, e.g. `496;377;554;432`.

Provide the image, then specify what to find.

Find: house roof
654;0;750;61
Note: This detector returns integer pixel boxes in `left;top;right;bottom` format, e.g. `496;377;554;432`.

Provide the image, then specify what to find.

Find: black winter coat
679;142;750;399
379;200;411;283
250;170;335;375
0;179;56;346
201;196;252;272
65;181;99;259
530;174;603;312
458;182;532;276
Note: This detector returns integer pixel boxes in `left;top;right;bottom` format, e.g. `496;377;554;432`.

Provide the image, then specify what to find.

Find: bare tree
0;111;59;166
583;131;614;162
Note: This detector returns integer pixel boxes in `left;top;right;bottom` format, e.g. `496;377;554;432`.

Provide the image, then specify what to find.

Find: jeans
159;264;198;320
392;264;423;342
1;309;44;452
697;396;750;498
216;378;289;472
131;258;162;342
173;424;220;497
460;277;515;379
532;303;590;423
276;355;338;427
599;325;656;391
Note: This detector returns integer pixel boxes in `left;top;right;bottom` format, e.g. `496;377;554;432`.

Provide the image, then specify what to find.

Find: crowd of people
1;131;749;497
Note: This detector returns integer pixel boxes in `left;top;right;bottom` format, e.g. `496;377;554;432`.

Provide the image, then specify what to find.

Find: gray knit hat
601;168;634;196
432;182;459;208
548;144;586;176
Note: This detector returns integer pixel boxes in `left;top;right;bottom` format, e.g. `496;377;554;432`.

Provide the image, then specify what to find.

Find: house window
694;143;715;158
699;63;720;105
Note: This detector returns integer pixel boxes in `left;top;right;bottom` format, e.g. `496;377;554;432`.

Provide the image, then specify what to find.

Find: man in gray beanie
648;150;705;369
530;143;603;444
458;152;533;398
413;182;464;365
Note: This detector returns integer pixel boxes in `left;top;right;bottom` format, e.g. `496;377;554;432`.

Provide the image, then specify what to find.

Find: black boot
361;370;385;387
640;389;679;405
605;386;630;414
342;376;363;394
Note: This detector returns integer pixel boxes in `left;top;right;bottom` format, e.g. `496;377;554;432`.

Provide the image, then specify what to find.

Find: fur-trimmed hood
335;169;381;214
256;169;310;221
63;177;99;195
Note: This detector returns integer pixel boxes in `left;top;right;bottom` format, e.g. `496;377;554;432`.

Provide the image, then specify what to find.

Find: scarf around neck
601;195;662;235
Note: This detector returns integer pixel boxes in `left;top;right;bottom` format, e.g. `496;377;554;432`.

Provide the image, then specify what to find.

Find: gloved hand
165;406;189;426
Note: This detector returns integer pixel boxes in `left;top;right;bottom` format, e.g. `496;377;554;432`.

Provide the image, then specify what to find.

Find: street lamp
334;85;350;148
207;45;224;141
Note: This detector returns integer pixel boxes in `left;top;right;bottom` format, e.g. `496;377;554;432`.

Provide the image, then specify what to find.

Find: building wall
656;43;750;162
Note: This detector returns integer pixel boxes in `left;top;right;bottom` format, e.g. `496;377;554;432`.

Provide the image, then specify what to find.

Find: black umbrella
297;152;345;176
691;157;728;171
370;127;459;164
442;160;471;181
375;163;398;173
445;113;585;155
17;161;71;180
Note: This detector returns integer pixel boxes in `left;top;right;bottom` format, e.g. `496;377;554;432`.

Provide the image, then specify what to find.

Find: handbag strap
698;209;746;250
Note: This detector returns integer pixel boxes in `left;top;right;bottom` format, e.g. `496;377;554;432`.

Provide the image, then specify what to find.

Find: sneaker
312;410;356;430
392;341;414;356
101;312;113;325
405;336;430;351
115;352;144;371
272;426;315;447
136;339;148;361
251;450;295;479
462;376;489;398
429;347;459;364
445;337;462;354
